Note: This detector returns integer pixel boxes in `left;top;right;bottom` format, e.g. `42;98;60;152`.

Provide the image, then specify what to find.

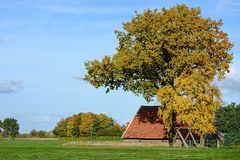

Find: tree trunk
168;111;177;147
168;126;175;147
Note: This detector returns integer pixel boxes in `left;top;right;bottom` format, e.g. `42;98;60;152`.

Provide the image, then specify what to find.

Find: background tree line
53;112;125;137
18;129;56;138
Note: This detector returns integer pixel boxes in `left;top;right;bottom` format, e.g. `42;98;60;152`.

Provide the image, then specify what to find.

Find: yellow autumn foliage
157;69;221;134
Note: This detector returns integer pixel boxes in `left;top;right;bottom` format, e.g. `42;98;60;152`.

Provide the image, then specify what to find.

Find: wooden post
176;128;188;147
188;129;198;147
173;127;201;147
184;131;190;142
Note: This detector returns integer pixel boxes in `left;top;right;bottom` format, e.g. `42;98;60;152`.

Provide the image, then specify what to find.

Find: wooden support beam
173;127;201;147
176;128;188;147
184;131;190;141
188;129;198;147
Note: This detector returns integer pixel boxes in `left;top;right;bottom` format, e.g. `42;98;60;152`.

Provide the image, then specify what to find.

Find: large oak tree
83;4;233;146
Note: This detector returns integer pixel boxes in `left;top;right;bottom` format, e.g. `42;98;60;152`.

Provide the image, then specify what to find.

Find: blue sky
0;0;239;133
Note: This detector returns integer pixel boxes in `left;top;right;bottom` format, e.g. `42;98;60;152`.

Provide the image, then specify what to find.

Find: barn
122;106;199;145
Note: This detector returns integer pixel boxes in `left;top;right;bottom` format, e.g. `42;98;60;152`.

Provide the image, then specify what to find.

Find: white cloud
0;80;24;94
215;0;240;13
215;67;240;102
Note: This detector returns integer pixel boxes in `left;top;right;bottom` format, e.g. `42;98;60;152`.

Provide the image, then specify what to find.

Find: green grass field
0;140;239;160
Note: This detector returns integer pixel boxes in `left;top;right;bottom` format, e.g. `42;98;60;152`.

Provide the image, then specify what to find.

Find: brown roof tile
122;106;168;139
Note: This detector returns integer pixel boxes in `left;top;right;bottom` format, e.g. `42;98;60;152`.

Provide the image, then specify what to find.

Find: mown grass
59;135;122;141
0;140;239;160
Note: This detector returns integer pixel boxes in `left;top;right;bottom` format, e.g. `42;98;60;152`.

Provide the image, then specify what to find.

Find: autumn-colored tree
94;113;124;136
79;112;95;136
83;4;233;146
94;113;114;135
66;114;81;137
53;113;124;137
157;71;221;145
53;118;68;137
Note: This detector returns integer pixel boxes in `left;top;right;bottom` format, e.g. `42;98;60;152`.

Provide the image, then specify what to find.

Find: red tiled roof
122;106;172;139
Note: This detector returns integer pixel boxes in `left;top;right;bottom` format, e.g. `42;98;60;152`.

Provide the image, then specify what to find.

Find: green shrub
215;103;240;146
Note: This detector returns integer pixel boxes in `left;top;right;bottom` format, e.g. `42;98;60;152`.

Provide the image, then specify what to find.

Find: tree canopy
53;112;124;137
84;4;232;101
2;118;20;138
83;4;233;144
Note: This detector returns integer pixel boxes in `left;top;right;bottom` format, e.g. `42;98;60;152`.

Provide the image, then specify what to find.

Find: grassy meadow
0;140;239;160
